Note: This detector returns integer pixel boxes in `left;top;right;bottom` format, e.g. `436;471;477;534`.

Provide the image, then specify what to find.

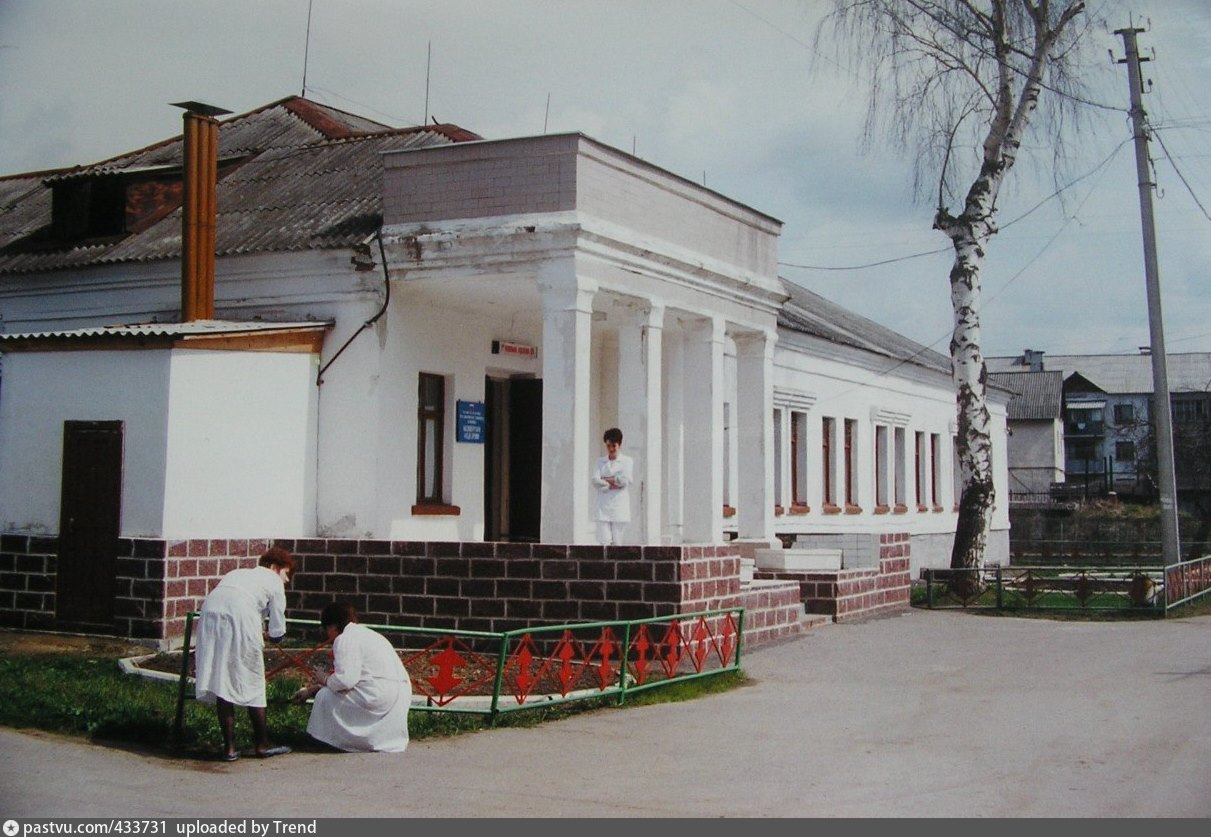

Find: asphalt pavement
1;608;1209;818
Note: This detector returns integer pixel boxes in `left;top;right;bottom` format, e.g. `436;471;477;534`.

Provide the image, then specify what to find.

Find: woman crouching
294;601;411;753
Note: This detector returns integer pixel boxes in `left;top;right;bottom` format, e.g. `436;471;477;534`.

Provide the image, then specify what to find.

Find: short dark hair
603;427;623;445
320;601;358;634
259;546;295;572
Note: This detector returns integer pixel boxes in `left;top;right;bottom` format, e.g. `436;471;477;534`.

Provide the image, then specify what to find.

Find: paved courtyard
1;608;1209;817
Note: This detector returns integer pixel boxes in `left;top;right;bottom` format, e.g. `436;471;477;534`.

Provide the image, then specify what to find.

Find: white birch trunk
830;0;1090;572
935;0;1084;571
939;215;996;570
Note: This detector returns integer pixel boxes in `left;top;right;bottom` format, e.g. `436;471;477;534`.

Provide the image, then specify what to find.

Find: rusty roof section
0;96;482;274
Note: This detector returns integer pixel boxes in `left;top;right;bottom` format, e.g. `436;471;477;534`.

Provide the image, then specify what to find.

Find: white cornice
773;386;818;411
870;406;912;427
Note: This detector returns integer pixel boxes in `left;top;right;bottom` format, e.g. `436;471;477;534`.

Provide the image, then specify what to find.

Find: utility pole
1115;26;1182;570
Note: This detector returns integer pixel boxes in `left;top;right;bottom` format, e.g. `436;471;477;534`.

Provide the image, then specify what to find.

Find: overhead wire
1150;125;1211;222
779;139;1129;272
793;134;1128;406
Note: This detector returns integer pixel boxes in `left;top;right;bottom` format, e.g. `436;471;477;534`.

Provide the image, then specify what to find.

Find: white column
539;267;597;544
682;316;725;543
734;330;775;543
615;299;664;544
663;328;685;544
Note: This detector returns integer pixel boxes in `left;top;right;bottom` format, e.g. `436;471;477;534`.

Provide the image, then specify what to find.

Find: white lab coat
591;453;633;522
307;623;412;753
194;566;287;708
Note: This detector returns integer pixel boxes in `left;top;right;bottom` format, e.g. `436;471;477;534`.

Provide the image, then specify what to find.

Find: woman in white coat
194;546;295;761
591;426;633;545
294;601;412;753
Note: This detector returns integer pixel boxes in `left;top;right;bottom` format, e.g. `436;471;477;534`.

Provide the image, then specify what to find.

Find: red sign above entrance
491;340;538;359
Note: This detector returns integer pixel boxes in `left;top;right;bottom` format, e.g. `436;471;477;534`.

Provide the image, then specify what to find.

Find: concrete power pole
1115;26;1182;570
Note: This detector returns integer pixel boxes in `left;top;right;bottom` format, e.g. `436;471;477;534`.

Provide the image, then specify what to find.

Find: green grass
0;648;749;758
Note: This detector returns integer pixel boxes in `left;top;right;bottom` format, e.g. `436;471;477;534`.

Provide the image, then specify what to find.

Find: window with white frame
894;426;907;510
822;416;836;508
930;432;942;509
844;418;858;509
416;372;447;505
723;401;733;511
773;408;784;509
952;434;963;508
791;411;808;508
874;424;889;510
915;431;927;510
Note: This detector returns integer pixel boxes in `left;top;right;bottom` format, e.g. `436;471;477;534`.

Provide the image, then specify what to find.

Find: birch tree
820;0;1107;571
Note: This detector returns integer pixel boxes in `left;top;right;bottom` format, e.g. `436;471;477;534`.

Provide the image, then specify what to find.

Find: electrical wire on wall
316;230;392;386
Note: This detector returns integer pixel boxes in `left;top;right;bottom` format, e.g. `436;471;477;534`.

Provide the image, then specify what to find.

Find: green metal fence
921;565;1166;614
922;554;1211;615
173;606;745;739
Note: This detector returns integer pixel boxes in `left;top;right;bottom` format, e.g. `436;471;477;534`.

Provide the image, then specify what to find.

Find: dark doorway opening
57;420;123;628
484;377;542;542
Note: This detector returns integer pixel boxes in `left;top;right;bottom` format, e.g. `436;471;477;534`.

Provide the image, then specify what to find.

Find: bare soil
0;628;152;658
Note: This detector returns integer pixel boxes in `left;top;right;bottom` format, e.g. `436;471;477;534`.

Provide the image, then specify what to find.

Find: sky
2;0;1209;360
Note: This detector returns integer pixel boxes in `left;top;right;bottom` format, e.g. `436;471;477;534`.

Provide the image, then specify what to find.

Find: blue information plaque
456;400;487;443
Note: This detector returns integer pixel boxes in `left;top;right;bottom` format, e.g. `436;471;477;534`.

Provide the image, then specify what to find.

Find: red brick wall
0;535;744;645
753;532;912;622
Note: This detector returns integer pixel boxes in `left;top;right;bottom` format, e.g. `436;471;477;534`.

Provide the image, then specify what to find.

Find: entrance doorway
56;420;123;628
484;377;542;542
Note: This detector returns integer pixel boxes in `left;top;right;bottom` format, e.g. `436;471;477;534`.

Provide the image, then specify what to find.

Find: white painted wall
769;332;1011;570
0;346;319;539
1007;420;1064;493
162;349;318;538
0;350;170;536
358;287;542;541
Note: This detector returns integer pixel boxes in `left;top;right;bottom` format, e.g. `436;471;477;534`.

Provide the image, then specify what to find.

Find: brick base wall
1;535;744;647
754;532;912;622
0;535;57;632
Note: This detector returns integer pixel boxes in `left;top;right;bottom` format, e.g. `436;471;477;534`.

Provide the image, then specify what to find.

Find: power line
779;247;948;271
778;141;1128;273
1150;120;1211;222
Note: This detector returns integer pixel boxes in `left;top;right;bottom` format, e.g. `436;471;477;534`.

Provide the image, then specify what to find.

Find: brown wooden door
56;420;123;628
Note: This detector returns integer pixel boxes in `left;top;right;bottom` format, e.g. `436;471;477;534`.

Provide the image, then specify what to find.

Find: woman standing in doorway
591;427;633;545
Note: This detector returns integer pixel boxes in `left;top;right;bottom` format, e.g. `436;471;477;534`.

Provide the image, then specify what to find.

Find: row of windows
1075;399;1210;428
416;373;955;518
774;408;949;515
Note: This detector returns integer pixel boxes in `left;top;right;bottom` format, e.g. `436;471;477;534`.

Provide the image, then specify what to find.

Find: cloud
0;0;1207;357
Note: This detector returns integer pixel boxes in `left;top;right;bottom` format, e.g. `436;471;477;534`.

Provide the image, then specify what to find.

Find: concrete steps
738;576;832;648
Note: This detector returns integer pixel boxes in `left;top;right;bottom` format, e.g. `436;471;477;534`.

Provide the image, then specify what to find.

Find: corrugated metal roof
0;96;482;274
777;279;952;376
987;370;1064;420
0;319;332;343
988;352;1211;395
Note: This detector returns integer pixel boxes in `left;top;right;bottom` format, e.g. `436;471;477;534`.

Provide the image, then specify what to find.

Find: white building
0;97;1009;635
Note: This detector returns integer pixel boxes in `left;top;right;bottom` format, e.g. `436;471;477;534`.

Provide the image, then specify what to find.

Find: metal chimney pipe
172;101;229;322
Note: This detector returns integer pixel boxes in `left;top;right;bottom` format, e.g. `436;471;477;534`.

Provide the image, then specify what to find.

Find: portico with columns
380;132;785;547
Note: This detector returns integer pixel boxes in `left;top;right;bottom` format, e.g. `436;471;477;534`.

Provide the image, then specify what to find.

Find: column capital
611;296;666;328
683;314;725;343
731;327;777;356
539;274;598;314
